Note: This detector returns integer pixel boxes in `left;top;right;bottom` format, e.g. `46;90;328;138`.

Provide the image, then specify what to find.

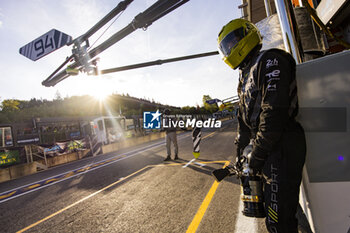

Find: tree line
0;94;219;123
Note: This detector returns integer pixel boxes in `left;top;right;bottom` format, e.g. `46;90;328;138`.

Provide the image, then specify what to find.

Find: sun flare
76;74;113;102
93;90;109;101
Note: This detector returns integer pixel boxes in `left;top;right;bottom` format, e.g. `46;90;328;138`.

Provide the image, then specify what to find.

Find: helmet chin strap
238;44;262;70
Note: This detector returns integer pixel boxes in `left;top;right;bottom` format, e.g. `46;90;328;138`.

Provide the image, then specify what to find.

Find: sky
0;0;242;107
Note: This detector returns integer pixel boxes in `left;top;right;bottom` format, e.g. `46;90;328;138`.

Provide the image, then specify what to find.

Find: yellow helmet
218;19;262;69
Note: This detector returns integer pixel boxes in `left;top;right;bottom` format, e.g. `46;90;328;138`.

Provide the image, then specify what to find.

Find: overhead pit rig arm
99;51;219;75
41;0;191;87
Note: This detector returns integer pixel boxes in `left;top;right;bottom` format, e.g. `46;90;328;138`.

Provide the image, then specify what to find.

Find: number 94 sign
19;29;72;61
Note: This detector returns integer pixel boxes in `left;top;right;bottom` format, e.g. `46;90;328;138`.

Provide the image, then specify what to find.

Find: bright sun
80;75;111;101
93;90;109;101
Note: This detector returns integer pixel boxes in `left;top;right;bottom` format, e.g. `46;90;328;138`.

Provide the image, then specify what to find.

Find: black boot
164;156;171;161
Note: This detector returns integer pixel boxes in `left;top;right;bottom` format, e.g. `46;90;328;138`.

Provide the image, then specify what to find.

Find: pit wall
40;149;90;168
0;131;168;184
102;118;234;155
0;150;90;183
102;131;167;154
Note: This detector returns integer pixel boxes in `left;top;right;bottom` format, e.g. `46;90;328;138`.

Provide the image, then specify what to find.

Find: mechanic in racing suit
217;19;306;233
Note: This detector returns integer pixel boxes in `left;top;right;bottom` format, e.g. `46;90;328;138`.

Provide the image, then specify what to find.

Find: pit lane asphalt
0;120;268;233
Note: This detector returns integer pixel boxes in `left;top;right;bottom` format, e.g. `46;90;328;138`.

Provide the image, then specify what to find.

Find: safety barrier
0;130;183;183
0;162;37;183
38;149;90;168
0;150;90;183
102;132;167;154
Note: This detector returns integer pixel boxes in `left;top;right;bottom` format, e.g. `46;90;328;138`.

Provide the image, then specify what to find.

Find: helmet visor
219;27;245;57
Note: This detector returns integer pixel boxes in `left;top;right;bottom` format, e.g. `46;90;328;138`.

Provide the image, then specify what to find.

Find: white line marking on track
0;134;191;204
182;159;196;168
2;133;190;194
194;162;205;167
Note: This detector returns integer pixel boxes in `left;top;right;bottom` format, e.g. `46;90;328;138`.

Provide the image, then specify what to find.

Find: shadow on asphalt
53;156;239;196
169;159;240;185
50;120;239;194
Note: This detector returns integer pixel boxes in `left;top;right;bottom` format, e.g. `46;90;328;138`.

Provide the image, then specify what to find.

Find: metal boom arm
70;0;134;45
100;51;219;74
42;0;190;87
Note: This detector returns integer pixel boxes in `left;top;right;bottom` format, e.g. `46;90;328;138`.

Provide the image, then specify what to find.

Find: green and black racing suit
235;48;306;233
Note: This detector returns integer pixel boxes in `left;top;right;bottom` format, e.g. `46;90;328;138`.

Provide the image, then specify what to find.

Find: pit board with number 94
19;29;72;61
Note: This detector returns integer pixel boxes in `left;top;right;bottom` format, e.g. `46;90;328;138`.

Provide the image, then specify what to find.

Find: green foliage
0;94;217;124
0;94;182;123
202;95;219;113
1;99;20;112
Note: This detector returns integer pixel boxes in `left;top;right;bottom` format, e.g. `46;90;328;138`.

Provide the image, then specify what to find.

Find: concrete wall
43;149;90;168
0;149;90;183
0;162;37;183
0;168;11;182
0;131;178;183
9;162;37;180
102;132;167;154
0;131;165;183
